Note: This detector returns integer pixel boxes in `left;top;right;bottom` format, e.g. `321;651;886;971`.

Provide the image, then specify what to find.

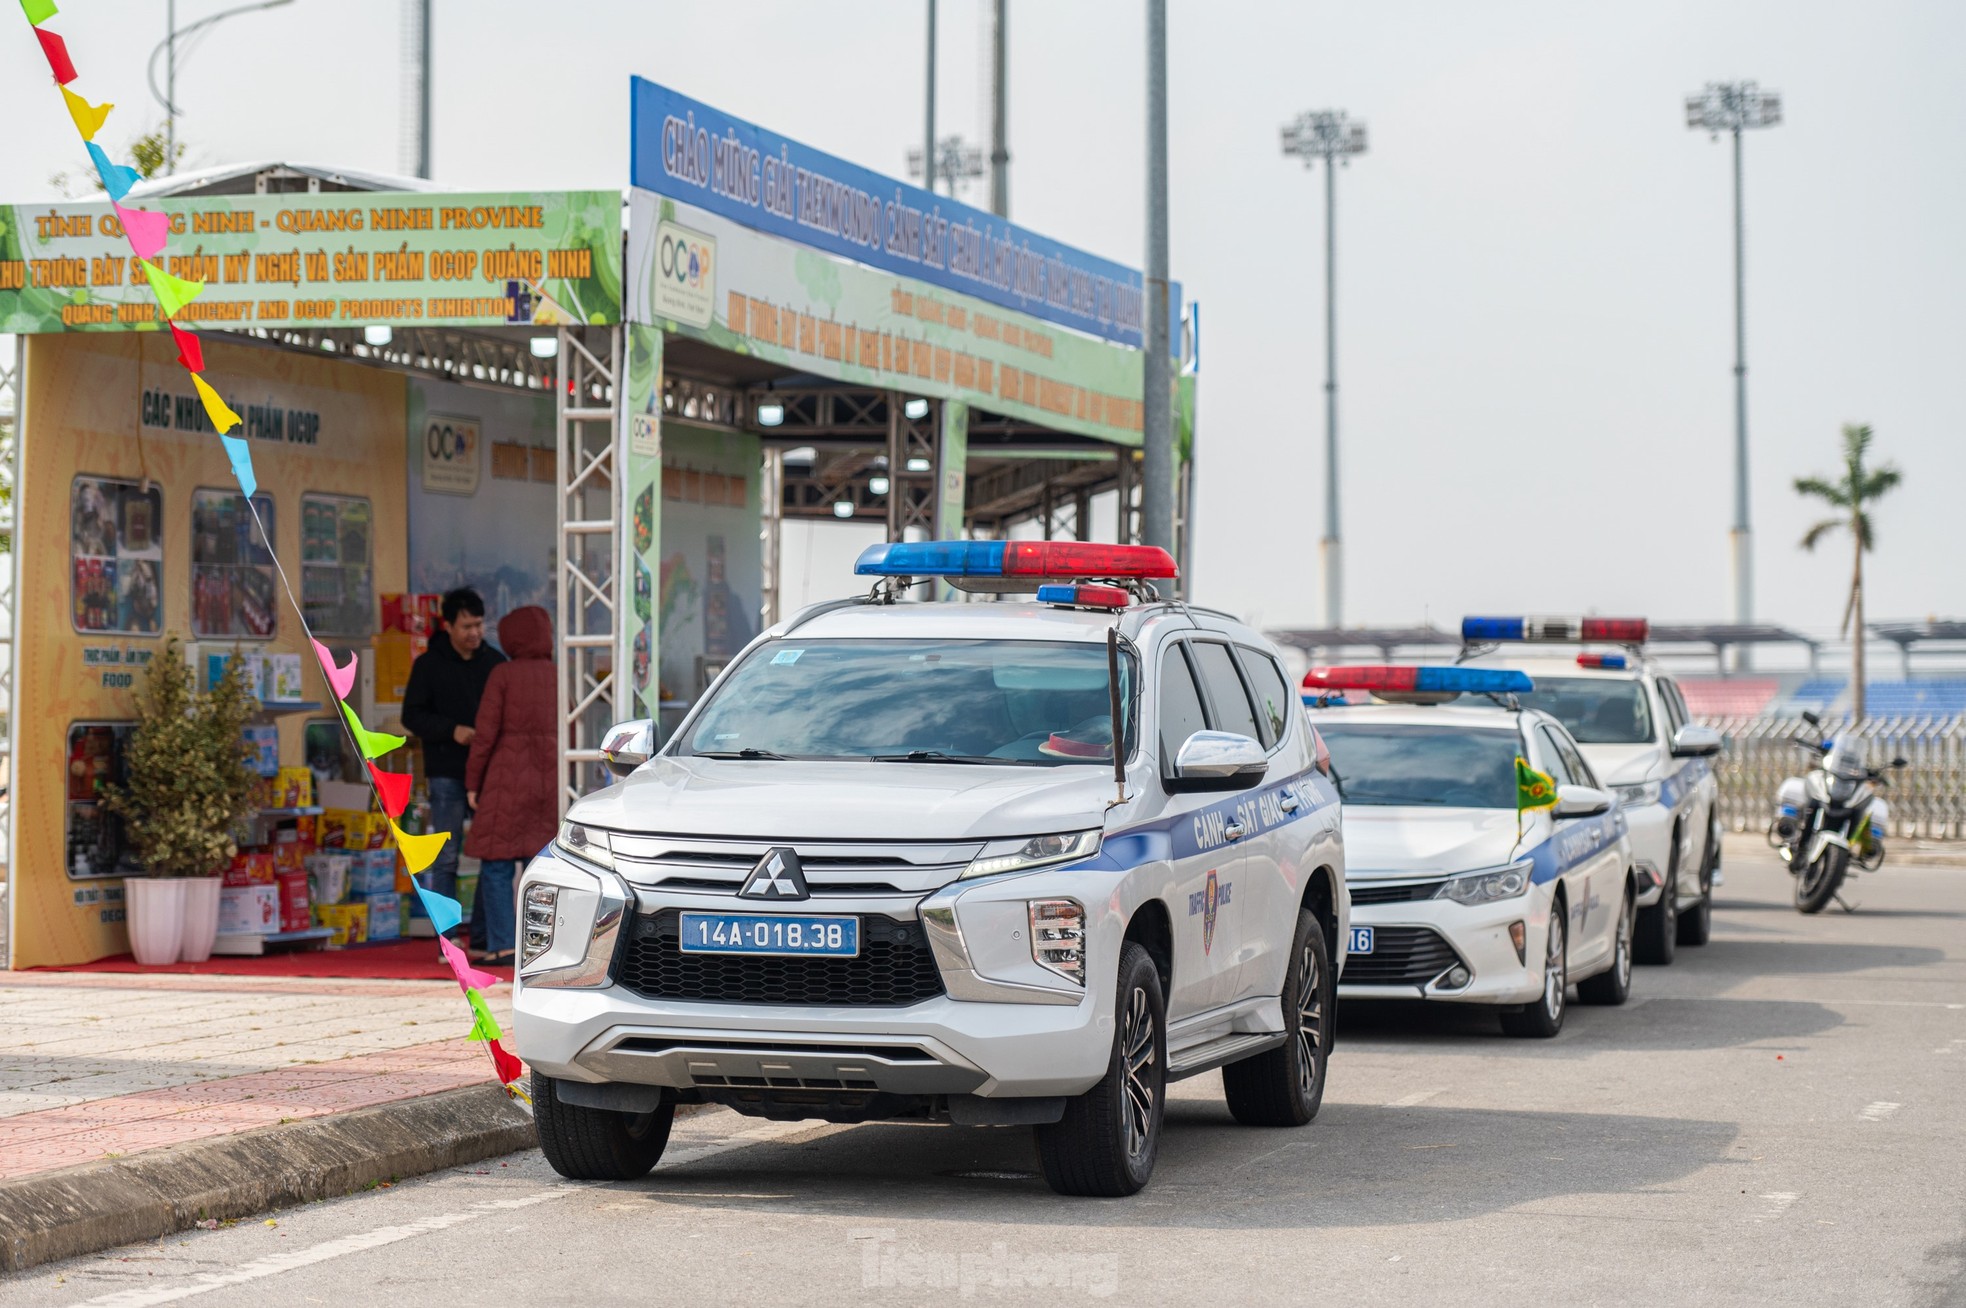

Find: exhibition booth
0;79;1195;970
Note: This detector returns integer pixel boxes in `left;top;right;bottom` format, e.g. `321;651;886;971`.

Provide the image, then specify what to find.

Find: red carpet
39;938;513;983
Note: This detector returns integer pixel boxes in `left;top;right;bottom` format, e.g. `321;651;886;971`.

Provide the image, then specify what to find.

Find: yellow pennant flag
60;84;110;140
389;817;450;876
339;700;406;760
190;373;240;434
138;258;203;319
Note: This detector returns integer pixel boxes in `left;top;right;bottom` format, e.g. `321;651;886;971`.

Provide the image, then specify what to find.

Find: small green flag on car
1516;757;1559;812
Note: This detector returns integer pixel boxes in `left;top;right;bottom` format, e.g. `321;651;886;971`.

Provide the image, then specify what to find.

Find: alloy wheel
1544;912;1567;1021
1295;943;1325;1100
1120;985;1157;1162
1615;896;1634;989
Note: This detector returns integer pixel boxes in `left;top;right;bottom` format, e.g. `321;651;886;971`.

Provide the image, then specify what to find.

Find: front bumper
511;851;1118;1100
1338;886;1553;1006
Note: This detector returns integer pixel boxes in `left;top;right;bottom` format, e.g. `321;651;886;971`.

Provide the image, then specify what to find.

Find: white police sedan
1304;665;1637;1038
1457;617;1723;965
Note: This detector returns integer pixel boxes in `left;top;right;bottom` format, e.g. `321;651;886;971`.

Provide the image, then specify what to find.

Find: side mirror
1166;730;1268;794
601;718;656;778
1671;724;1723;758
1554;783;1613;819
1801;710;1821;727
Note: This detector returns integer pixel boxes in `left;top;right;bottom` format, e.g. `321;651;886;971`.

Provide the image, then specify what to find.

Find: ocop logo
652;220;716;329
421;412;482;496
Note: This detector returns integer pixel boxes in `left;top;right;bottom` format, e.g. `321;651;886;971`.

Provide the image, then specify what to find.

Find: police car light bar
854;540;1178;581
1461;616;1649;644
1036;583;1131;610
1301;666;1535;695
1576;652;1629;669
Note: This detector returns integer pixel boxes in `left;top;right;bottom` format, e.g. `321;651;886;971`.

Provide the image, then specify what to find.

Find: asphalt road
6;845;1963;1307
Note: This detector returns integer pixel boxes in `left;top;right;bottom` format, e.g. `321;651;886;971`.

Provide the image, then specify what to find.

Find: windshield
1316;722;1522;808
1508;676;1655;745
677;638;1136;766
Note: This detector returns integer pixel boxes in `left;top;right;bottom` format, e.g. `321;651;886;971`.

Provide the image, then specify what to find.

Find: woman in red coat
464;605;557;964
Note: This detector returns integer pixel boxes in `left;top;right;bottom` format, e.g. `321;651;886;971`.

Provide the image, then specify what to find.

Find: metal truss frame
554;325;622;813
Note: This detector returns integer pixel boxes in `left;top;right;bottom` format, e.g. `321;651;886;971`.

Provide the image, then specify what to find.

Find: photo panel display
190;489;278;639
70;477;163;635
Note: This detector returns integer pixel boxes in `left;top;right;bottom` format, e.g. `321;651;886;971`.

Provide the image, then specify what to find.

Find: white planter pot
125;878;188;967
178;877;224;963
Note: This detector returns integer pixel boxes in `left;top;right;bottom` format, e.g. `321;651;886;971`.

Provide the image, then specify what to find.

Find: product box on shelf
263;653;305;704
304;851;352;907
223;851;277;887
242;724;280;778
363;892;402;941
218;884;280;935
372;631;428;705
315;901;369;947
319;808;388;850
274;868;311;933
349;848;397;897
272;766;314;810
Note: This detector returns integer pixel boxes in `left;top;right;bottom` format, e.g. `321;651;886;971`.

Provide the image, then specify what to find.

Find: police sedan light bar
1576;652;1629;669
1036;583;1131;610
1461;616;1649;644
854;540;1177;580
1301;666;1535;695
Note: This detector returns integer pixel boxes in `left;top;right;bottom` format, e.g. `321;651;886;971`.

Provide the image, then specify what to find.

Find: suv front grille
1344;926;1465;986
616;910;945;1007
1348;881;1439;905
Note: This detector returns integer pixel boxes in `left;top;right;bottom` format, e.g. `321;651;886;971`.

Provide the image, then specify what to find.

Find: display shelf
257;806;324;817
211;926;335;956
254;700;324;715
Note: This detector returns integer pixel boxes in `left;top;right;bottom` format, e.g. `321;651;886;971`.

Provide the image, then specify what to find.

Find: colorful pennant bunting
19;0;57;26
33;23;73;81
59;83;108;139
84;140;140;201
487;1038;524;1087
438;934;501;993
219;434;256;497
339;700;406;759
310;637;358;701
389;816;450;875
169;322;204;372
412;883;464;937
112;201;165;259
139;258;203;318
464;987;503;1043
192;373;240;433
366;762;412;818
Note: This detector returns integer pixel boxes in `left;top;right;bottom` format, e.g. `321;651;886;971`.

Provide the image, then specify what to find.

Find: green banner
621;322;664;721
0;189;621;333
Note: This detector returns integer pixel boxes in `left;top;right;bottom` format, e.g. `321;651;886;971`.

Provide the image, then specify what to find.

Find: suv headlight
961;830;1101;880
1435;860;1533;905
554;820;615;872
521;883;558;967
1611;780;1662;809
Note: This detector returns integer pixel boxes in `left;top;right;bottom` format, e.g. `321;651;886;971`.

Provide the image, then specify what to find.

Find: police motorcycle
1771;710;1905;914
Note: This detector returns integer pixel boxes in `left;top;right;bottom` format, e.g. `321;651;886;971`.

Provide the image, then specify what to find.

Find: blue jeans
424;776;467;925
477;859;518;955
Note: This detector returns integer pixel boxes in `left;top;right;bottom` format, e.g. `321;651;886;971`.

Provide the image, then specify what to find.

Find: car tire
1677;829;1715;947
1500;900;1567;1038
1222;909;1331;1127
533;1073;675;1181
1635;825;1680;965
1034;940;1166;1197
1577;886;1634;1006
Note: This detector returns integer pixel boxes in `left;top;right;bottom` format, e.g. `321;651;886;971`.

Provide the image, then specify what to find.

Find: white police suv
1458;617;1723;964
1304;665;1637;1038
514;541;1348;1197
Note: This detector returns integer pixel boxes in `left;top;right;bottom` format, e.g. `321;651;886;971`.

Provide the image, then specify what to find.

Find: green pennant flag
139;258;204;319
340;700;406;760
464;987;503;1044
1516;756;1559;812
20;0;59;27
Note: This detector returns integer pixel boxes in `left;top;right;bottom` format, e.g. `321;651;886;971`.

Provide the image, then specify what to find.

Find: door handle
1224;820;1247;841
1279;790;1303;815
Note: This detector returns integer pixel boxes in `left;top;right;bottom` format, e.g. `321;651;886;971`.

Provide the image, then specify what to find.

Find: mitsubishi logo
739;847;808;901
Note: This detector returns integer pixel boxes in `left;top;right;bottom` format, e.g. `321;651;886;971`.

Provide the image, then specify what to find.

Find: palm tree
1795;424;1902;721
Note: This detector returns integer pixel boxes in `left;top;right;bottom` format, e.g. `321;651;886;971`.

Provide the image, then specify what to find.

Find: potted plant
105;637;258;964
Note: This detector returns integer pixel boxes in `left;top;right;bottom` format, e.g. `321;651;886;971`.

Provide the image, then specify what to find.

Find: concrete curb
0;1083;536;1273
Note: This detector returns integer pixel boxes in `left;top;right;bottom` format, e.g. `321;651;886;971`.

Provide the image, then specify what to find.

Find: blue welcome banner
630;77;1175;351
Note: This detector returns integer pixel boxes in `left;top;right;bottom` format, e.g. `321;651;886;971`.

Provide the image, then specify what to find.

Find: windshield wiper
870;750;1018;765
693;748;789;761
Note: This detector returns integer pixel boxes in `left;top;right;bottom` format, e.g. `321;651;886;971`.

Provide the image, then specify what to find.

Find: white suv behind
514;541;1349;1196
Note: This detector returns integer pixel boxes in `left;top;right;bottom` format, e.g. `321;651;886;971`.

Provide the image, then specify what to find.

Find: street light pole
1141;0;1173;556
1686;80;1781;652
923;0;937;195
1281;109;1367;630
149;0;295;176
989;0;1008;217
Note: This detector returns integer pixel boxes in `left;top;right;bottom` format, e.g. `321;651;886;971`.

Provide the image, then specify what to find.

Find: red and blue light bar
854;540;1178;580
1301;666;1535;695
1461;616;1649;644
1036;583;1132;610
1576;652;1629;669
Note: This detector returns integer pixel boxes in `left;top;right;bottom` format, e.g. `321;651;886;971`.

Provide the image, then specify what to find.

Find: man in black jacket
401;587;506;947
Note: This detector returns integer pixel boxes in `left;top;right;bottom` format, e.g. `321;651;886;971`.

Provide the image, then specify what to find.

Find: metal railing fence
1703;714;1966;840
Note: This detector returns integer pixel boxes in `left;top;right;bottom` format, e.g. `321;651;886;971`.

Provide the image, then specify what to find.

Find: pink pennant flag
439;934;501;993
311;638;357;701
113;202;168;260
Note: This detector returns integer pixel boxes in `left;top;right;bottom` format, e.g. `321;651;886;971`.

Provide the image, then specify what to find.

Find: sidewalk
0;970;533;1269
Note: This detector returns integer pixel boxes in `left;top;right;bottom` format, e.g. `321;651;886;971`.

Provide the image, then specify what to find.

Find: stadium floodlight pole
989;0;1009;216
1281;109;1367;629
1141;0;1173;556
923;0;937;195
1686;80;1781;653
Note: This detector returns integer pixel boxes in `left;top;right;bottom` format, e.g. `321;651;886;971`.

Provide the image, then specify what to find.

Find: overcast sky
5;1;1961;638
